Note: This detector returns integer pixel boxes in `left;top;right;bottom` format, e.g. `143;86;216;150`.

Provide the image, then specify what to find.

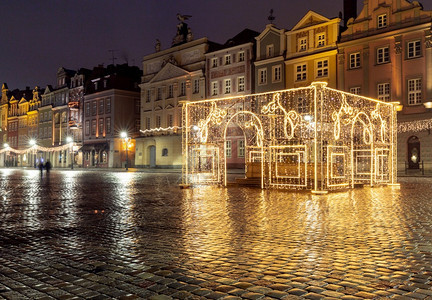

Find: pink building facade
338;0;432;173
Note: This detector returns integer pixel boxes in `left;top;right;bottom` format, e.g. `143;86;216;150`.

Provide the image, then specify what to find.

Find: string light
181;82;397;192
398;119;432;133
140;126;181;134
0;143;71;154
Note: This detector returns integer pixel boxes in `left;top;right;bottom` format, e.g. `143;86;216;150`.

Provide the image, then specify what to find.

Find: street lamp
120;131;130;171
29;139;36;168
66;136;74;170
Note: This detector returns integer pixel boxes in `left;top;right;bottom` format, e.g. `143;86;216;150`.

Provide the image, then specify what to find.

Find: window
105;98;111;113
296;64;307;81
211;81;218;96
85;120;90;135
146;90;151;102
224;79;231;94
378;83;390;101
272;65;282;82
226;140;231;158
168;85;173;98
377;47;389;64
316;59;329;78
99;118;104;135
238;140;245;158
180;82;186;96
407;40;421;59
156;115;161;128
98;100;104;114
238;51;245;62
103;79;107;88
167;114;173;127
211;57;218;68
156;87;162;100
106;117;111;134
408;78;422;105
92;101;97;116
146;117;151;130
91;119;97;135
85;103;90;117
193;79;199;94
162;148;168;156
266;44;274;58
350;52;361;69
316;33;326;47
238;76;245;92
377;14;387;28
350;87;361;95
299;37;307;51
259;68;267;85
225;55;231;65
94;81;98;90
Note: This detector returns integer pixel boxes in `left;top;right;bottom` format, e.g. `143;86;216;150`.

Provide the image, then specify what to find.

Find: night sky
1;0;431;90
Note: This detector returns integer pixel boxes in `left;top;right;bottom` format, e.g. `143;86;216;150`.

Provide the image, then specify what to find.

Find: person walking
44;160;52;173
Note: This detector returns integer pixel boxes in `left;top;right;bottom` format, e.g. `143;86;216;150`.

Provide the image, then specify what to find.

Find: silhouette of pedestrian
44;160;52;173
38;162;44;175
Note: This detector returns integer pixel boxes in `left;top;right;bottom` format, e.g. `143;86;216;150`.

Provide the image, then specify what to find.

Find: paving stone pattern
0;169;432;299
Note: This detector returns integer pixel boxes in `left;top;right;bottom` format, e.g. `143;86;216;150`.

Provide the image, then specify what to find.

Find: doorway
149;146;156;167
407;136;420;169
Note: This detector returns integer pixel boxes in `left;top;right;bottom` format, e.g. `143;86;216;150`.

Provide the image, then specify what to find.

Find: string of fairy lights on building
0;143;71;155
398;119;432;133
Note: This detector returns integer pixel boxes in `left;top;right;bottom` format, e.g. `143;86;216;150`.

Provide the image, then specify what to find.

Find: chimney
343;0;357;27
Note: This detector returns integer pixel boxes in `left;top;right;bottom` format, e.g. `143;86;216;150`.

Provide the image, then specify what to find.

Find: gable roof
291;10;332;31
256;24;285;41
149;63;189;84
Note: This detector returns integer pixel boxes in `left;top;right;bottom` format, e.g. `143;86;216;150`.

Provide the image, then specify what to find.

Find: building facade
285;11;341;89
338;0;432;172
82;64;141;168
136;25;220;168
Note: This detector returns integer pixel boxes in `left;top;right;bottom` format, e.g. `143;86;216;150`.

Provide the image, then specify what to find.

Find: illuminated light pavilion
181;82;398;193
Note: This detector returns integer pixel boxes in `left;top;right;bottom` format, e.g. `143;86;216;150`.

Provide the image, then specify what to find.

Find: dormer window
266;44;274;58
94;81;98;90
298;37;307;52
316;33;326;47
377;14;387;29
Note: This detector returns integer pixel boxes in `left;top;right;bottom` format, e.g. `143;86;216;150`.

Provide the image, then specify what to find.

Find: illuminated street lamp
66;136;74;170
120;131;130;171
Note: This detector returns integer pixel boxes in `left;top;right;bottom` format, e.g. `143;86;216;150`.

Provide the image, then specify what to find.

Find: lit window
377;47;390;64
407;40;421;59
316;33;326;47
224;79;231;94
298;37;307;51
408;78;422;105
226;140;231;158
316;59;328;78
238;51;245;62
259;68;267;85
377;14;387;29
350;52;361;69
296;64;307;82
272;65;281;82
211;57;218;68
350;87;361;95
99;118;104;135
238;140;245;158
377;83;390;101
225;55;231;65
238;76;245;92
211;81;218;96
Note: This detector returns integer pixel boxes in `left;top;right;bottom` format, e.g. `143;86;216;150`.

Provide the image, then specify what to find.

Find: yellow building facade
285;11;341;89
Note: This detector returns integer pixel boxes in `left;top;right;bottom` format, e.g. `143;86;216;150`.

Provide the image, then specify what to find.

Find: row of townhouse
136;0;432;174
0;64;141;168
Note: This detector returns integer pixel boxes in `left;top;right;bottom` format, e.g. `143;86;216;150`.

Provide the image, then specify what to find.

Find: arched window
407;136;420;169
102;151;107;163
162;148;168;156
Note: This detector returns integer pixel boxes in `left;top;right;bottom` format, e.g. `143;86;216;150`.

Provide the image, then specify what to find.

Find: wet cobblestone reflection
1;169;432;299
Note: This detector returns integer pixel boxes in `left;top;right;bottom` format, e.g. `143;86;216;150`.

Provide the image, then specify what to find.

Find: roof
224;28;260;47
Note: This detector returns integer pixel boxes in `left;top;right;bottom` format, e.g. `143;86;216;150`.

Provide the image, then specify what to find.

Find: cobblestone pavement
1;169;432;299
